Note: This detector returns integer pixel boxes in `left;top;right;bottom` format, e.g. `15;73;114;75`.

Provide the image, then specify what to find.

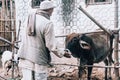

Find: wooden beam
0;36;19;49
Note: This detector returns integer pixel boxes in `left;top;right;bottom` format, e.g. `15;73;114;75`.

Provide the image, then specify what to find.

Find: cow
1;50;20;76
65;33;114;80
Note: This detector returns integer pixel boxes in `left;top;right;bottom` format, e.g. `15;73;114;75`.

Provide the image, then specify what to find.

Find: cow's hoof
108;77;112;80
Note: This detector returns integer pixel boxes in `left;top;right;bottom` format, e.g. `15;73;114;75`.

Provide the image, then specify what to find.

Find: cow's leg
107;49;114;80
108;58;112;80
16;64;20;77
78;66;87;80
104;59;108;80
78;58;87;80
108;67;112;80
87;63;93;80
104;59;113;80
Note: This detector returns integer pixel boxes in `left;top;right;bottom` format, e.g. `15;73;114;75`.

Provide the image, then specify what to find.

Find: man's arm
44;22;71;58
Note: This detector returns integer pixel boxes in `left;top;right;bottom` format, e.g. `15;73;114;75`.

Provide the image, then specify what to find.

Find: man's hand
64;49;71;58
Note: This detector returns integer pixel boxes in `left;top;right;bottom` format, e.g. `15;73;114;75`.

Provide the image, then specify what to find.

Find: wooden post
114;0;119;80
10;0;15;79
1;0;4;31
1;0;5;19
0;36;19;49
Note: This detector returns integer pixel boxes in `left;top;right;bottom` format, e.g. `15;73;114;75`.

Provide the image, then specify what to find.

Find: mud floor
0;55;117;80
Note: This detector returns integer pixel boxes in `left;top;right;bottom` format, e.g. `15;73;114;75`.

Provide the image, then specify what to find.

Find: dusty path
0;55;116;80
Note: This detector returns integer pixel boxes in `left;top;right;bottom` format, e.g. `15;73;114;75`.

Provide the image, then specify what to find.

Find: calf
65;33;114;80
1;50;19;76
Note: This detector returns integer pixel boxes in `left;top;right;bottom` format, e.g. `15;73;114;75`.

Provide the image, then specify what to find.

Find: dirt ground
0;55;117;80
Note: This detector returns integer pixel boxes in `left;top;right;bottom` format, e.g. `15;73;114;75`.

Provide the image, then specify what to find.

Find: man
18;0;71;80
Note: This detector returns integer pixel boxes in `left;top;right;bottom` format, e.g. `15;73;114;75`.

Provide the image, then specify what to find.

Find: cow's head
66;33;94;59
65;33;81;58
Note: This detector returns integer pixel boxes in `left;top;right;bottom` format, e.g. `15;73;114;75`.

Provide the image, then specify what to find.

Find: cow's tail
109;34;114;64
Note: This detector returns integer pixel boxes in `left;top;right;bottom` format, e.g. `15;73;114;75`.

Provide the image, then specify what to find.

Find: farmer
18;0;71;80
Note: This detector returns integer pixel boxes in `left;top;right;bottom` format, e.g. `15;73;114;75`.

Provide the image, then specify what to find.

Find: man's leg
35;72;47;80
21;68;33;80
35;64;48;80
